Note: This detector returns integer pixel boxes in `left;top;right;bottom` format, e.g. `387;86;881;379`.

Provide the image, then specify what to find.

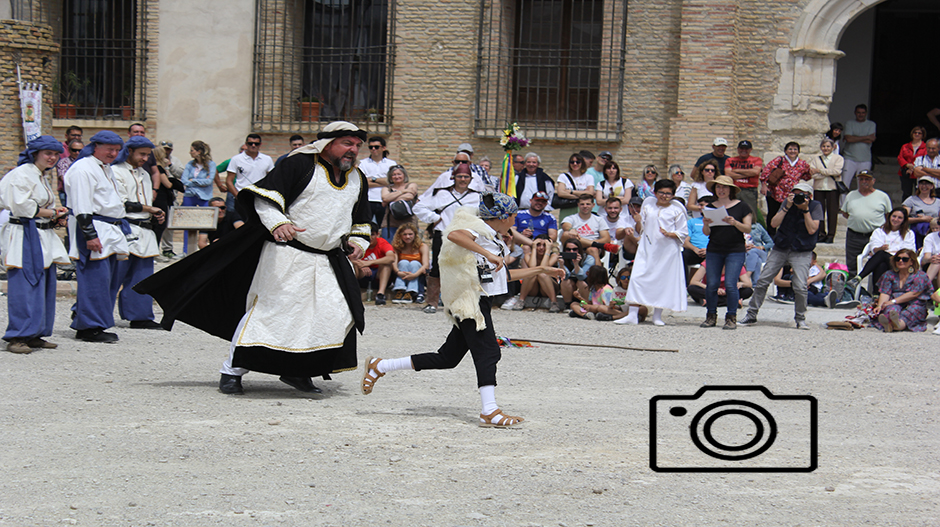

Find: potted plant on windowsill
298;96;321;122
53;71;88;119
366;108;380;122
120;88;134;120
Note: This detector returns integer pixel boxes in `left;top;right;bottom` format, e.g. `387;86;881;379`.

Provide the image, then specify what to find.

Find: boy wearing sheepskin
360;193;565;427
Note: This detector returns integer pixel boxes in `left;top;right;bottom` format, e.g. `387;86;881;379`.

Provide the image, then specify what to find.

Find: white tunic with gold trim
235;161;368;353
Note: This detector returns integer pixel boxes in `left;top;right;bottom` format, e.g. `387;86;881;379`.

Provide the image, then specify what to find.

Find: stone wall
0;20;58;174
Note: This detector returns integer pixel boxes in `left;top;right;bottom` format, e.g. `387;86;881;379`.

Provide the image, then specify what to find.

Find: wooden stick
515;338;679;353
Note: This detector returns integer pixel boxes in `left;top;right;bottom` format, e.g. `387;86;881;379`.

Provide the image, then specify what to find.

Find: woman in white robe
0;136;70;353
618;179;688;325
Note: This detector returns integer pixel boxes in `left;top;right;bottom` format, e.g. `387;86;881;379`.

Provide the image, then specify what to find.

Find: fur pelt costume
439;206;495;331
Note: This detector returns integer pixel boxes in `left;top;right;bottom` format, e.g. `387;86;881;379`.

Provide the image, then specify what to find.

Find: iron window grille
474;0;627;141
252;0;396;133
55;0;148;120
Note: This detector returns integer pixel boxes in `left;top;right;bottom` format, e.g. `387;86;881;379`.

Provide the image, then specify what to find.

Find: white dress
625;197;689;312
235;164;362;353
0;164;69;268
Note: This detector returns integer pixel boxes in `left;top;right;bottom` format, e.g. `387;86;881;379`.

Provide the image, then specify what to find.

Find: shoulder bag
551;173;580;209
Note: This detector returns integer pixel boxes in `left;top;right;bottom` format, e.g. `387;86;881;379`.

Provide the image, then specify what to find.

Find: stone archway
768;0;887;153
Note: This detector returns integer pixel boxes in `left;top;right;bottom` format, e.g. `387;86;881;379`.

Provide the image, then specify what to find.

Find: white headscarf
288;121;367;157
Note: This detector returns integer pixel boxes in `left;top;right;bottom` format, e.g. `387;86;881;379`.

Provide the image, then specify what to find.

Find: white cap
713;137;729;147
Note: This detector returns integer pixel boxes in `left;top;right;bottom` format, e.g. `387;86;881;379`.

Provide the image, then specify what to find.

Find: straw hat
705;175;740;193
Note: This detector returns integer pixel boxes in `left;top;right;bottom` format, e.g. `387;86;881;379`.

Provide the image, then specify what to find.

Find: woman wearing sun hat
700;175;753;330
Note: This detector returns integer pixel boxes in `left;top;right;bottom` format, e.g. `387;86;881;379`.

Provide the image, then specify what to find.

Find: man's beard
326;153;354;172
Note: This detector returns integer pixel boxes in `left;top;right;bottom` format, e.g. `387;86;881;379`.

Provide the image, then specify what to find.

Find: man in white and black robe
135;122;371;395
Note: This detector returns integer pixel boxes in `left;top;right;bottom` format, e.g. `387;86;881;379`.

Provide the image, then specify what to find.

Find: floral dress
870;269;932;332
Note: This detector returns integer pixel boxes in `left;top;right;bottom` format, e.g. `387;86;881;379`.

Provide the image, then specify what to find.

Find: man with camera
739;181;823;330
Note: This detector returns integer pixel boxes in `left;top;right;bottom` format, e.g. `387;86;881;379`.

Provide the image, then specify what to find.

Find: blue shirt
687;217;709;249
181;160;217;201
515;210;557;238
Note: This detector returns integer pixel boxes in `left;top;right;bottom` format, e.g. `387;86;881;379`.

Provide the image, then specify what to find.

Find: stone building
1;0;937;186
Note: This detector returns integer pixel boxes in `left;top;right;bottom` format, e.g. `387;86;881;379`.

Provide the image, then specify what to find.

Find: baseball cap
457;142;474;154
713;138;729;147
737;140;753;149
917;176;936;185
856;170;875;179
532;191;550;201
792;181;814;194
628;196;643;207
598;151;613;160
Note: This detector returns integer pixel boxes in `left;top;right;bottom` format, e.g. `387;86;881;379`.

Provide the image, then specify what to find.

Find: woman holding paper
700;175;753;330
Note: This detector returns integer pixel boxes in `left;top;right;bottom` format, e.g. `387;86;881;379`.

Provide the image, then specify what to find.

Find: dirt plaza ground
0;296;937;526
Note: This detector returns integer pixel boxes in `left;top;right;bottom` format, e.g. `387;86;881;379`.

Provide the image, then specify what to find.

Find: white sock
652;308;665;326
616;305;640;325
377;357;413;374
479;385;498;415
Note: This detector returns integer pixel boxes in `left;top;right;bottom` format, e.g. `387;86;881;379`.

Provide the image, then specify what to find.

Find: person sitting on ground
610;264;648;322
354;223;395;305
687;262;753;308
569;265;617;321
389;223;429;304
560;194;610;261
197;197;244;249
772;252;826;306
381;164;418;242
872;249;932;333
513;190;557;244
558;238;594;312
857;207;915;287
515;234;559;311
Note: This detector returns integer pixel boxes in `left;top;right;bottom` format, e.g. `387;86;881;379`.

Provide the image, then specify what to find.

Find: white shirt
558;172;594;192
923;232;940;259
413;188;481;232
467;225;509;297
600;214;627;244
228;152;274;191
516;172;555;211
358;156;398;203
868;228;916;256
561;213;607;241
111;161;159;258
64;156;129;259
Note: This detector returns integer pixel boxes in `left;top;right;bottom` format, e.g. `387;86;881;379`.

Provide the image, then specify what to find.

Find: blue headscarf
76;130;124;160
16;135;64;166
478;192;518;220
113;136;155;165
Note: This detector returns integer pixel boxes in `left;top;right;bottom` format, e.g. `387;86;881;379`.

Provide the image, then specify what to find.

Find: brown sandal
360;356;384;395
479;409;524;428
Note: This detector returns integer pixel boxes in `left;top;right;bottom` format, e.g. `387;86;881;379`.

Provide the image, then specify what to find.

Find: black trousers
766;196;782;236
858;250;892;286
845;228;871;276
429;230;443;278
814;189;839;239
411;296;500;387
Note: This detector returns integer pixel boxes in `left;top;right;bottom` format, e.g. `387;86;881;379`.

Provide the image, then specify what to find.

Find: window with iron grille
56;0;148;120
252;0;396;133
475;0;627;141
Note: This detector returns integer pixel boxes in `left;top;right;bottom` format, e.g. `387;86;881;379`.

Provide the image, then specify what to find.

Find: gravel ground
0;295;937;526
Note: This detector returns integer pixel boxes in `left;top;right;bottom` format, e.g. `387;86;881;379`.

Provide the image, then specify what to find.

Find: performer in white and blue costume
111;136;166;329
64;131;130;343
0;136;70;353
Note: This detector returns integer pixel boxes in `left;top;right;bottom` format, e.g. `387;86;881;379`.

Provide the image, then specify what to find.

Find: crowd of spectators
7;103;940;356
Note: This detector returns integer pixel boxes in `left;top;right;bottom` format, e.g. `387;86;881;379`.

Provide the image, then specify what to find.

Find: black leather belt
8;218;55;229
126;218;153;229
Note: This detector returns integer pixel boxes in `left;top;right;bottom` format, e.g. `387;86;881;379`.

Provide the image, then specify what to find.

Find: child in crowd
611;265;648;322
570;265;618;320
390;223;429;304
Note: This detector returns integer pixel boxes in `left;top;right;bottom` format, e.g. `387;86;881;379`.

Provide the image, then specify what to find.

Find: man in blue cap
111;136;166;330
64;130;130;343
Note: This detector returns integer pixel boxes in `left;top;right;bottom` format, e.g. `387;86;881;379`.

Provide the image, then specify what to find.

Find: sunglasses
160;141;173;148
569;160;582;164
895;256;911;263
454;159;470;164
618;275;630;280
702;168;716;172
217;206;227;211
369;145;383;150
246;141;261;146
645;170;657;174
70;148;82;153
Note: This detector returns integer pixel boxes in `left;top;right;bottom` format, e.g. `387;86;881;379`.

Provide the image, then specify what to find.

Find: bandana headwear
289;121;367;158
16;135;64;166
77;130;124;160
478;192;518;220
113;136;155;166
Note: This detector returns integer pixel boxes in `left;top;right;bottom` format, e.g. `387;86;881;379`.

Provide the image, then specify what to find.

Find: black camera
561;252;578;261
792;194;806;205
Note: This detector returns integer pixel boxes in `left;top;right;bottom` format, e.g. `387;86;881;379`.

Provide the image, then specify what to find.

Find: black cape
134;153;370;376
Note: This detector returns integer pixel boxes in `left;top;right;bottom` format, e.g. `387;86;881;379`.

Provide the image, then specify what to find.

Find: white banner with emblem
17;65;43;143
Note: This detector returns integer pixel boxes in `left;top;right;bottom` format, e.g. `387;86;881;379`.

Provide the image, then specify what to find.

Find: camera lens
688;400;777;461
